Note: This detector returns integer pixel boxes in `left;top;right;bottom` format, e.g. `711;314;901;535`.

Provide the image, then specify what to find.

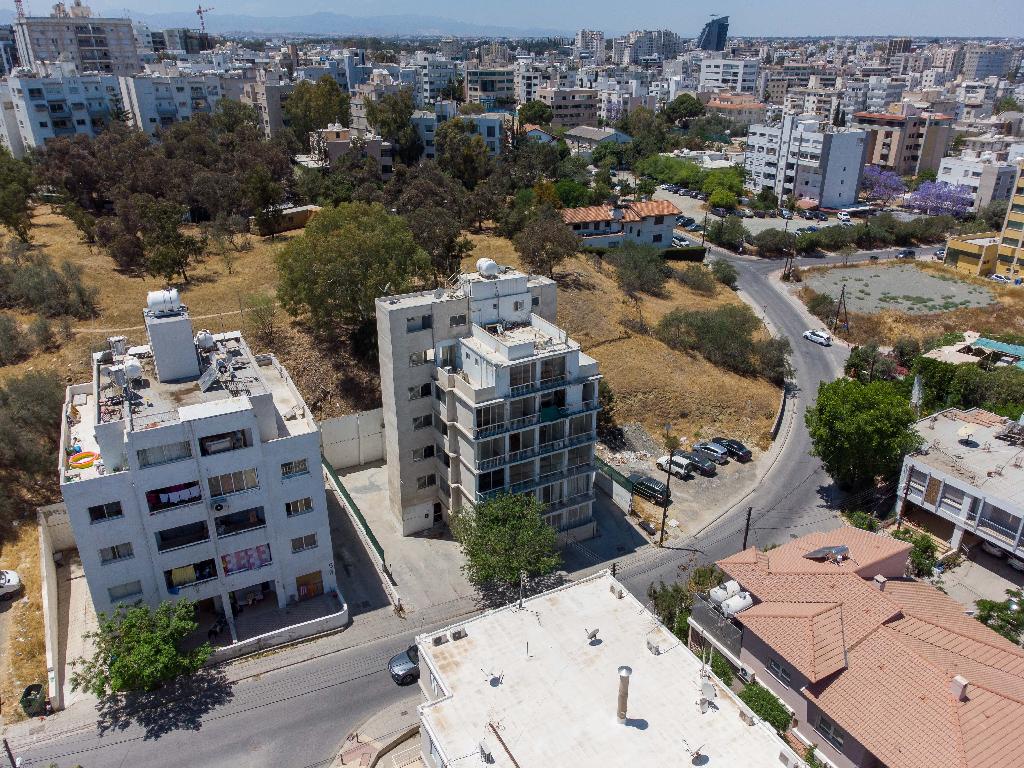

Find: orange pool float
68;451;98;469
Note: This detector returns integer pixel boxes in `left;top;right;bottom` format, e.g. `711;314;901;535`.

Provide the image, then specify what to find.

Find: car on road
711;437;752;462
803;329;833;346
895;248;916;259
389;645;420;685
0;570;21;600
633;475;671;504
991;274;1012;284
836;211;852;223
681;451;716;476
869;253;879;260
693;441;729;465
656;454;691;479
672;237;690;248
934;248;946;260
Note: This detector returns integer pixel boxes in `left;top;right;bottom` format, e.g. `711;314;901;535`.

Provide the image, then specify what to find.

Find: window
413;414;433;430
412;445;436;461
286;497;313;517
208;468;258;497
406;314;433;333
199;429;251;456
88;501;123;523
653;234;663;243
409;348;435;366
767;658;792;687
215;506;266;537
409;382;432;400
155;520;210;552
99;542;133;564
513;300;525;312
281;459;309;478
815;713;846;750
532;296;540;307
449;314;467;327
108;580;143;602
137;440;192;468
417;474;437;490
654;215;665;225
291;533;318;553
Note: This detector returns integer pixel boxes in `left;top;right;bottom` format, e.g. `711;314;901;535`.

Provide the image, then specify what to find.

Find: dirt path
72;307;250;335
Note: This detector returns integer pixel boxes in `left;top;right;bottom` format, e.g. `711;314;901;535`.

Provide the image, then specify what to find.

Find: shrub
806;292;836;321
608;242;670;296
710;650;733;686
710;258;738;288
676;264;717;295
893;529;938;575
753;228;796;257
30;315;55;351
708;188;738;209
705;216;749;251
738;683;792;734
0;313;31;365
892;337;922;368
0;243;97;319
845;510;879;531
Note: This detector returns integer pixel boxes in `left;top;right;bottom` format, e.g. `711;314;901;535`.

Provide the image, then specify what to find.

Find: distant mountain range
0;9;573;38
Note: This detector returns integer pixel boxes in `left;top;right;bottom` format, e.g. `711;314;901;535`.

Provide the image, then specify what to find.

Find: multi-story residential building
689;527;1024;768
944;161;1023;276
118;72;224;135
0;24;19;76
59;290;341;635
883;36;912;63
240;67;293;139
698;57;759;94
414;571;808;768
536;86;597;129
611;30;683;66
784;84;841;120
574;29;605;65
463;66;514;109
513;60;554;105
0;81;26;157
998;160;1024;276
411;103;506;160
13;0;140;76
3;64;121;156
308;125;394;178
851;109;953;176
744;114;868;210
350;70;405;132
414;56;459;107
696;15;729;52
937;154;1017;212
962;45;1011;80
703;92;767;127
375;260;600;541
561;200;680;249
597;90;656;125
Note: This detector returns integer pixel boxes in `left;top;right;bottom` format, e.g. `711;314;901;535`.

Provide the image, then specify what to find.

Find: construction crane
14;0;25;19
195;4;214;33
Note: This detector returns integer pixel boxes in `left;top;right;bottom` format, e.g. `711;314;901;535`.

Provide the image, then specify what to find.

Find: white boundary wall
320;409;385;470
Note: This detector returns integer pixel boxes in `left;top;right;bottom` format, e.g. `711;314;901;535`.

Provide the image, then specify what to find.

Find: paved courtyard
940;547;1024;612
803;263;995;314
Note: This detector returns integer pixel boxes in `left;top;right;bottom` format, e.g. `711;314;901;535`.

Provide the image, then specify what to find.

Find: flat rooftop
912;408;1024;506
376;270;552;311
417;572;803;768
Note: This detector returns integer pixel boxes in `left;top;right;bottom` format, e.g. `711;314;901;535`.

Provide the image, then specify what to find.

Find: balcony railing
478;461;594;501
545;490;595;513
509;374;567;398
690;594;744;660
473;412;540;440
559;399;600;418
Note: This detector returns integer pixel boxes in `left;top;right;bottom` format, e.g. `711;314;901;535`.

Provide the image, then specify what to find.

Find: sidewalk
331;691;421;768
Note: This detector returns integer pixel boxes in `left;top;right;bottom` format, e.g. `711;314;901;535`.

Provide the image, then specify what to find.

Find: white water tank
106;364;126;388
123;355;143;381
721;592;754;617
476;258;500;278
146;288;182;315
709;580;742;606
195;330;216;351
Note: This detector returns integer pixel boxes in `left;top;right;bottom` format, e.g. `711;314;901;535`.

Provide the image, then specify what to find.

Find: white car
836;211;851;223
655;454;691;479
990;274;1012;284
803;329;833;346
0;570;21;600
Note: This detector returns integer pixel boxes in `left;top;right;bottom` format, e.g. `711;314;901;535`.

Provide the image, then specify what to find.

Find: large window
215;506;266;537
767;657;792;687
815;713;846;750
291;533;318;553
108;580;143;602
281;459;309;478
88;501;123;523
208;468;258;498
99;542;133;564
199;429;252;456
413;414;433;431
155;520;210;552
286;497;313;517
137;440;192;468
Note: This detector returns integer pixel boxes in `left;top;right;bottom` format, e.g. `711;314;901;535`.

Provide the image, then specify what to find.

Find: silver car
656;454;691;479
693;442;729;465
0;570;22;600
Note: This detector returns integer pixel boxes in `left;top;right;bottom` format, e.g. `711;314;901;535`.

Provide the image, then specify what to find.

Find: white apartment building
14;1;140;76
699;57;759;94
375;260;600;541
0;82;27;158
938;154;1017;212
561;200;680;249
745;114;868;209
537;86;598;129
415;57;459;106
598;90;656;124
513;61;553;104
411;104;505;160
575;29;606;65
118;72;224;135
59;291;340;638
3;65;121;156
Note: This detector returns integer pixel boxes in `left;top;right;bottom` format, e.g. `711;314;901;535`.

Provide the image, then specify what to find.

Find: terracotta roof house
689;527;1024;768
559;199;681;249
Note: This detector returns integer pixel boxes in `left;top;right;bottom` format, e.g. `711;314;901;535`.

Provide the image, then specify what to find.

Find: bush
608;242;670;296
892;337;921;368
710;258;738;288
893;529;938;575
738;683;792;734
710;650;734;686
30;315;55;351
753;228;797;257
806;292;836;321
708;188;738;209
676;264;717;295
705;216;749;251
0;242;97;319
0;313;31;366
845;510;879;531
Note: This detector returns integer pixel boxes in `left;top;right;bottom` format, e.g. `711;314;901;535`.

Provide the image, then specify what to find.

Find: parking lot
652;188;832;236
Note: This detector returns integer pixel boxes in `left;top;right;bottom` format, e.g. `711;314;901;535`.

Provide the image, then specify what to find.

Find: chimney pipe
616;666;632;724
873;574;887;591
951;675;969;701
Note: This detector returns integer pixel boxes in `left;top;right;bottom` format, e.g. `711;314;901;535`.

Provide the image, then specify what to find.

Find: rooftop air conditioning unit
212;498;229;513
451;627;468;641
737;666;754;684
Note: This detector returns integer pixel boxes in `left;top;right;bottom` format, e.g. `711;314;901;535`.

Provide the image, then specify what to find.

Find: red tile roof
560;205;614;225
625;200;681;219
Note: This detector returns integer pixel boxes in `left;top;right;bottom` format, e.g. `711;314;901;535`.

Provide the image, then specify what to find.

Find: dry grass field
0;524;45;723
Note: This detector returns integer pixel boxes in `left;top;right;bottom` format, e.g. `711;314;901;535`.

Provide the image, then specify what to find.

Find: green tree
995;95;1023;113
276;202;430;332
388;162;472;275
846;344;897;382
138;199;204;283
0;313;30;366
892;529;939;576
513;206;579;276
284;76;352;151
608;242;669;296
707;188;738;209
554;178;591;208
753;228;796;257
365;88;422;164
710;258;738;288
458;101;485;115
435;118;492;189
805;379;921;489
241;166;285;236
439;76;464;102
70;599;211;697
892;337;922;368
451;493;561;588
0;146;35;241
662;93;705;125
705;215;749;251
975;589;1024;643
754;187;779;211
977;199;1009;230
597;379;617;434
518;100;553;125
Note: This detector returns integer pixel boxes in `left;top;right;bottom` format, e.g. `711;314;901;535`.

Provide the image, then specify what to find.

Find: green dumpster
20;683;46;717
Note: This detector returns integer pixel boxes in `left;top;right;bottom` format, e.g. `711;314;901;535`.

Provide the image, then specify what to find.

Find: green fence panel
322;457;386;566
595;455;634;491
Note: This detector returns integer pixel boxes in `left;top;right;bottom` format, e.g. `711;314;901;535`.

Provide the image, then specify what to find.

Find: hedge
738;683;793;734
662;246;707;262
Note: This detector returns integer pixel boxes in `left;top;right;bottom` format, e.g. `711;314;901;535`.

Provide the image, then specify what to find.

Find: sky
81;0;1024;37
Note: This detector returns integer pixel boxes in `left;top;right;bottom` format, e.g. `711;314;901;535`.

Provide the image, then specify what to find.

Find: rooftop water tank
708;579;742;606
476;258;500;278
146;288;182;315
721;592;754;617
195;330;216;351
123;356;143;381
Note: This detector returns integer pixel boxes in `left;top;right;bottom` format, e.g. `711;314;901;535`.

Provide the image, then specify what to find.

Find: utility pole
741;507;753;549
831;283;849;333
700;210;709;246
659;422;677;547
3;738;17;768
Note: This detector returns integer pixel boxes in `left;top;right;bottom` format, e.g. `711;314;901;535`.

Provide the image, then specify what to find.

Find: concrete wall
320;409;386;469
595;469;633;512
37;503;71;711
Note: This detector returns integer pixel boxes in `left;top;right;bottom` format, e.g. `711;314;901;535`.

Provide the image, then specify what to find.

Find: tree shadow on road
95;667;234;740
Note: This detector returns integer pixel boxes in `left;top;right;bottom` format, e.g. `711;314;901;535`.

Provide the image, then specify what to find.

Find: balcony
473;412;540;440
215;506;267;538
146;481;203;514
545;490;595;513
689;593;744;660
560;400;600;418
164;558;218;591
156;521;210;553
509;374;568;398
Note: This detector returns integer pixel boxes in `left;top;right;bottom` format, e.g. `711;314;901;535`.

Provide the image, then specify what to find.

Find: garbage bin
20;683;46;717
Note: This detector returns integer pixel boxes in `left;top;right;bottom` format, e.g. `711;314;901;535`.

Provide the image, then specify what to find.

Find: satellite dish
701;681;716;701
586;628;599;641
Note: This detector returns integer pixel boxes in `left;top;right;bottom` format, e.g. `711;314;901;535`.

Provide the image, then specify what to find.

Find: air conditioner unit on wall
737;666;754;684
212;498;229;513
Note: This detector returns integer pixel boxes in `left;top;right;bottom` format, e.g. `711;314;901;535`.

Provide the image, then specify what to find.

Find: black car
681;451;716;477
632;476;671;505
799;209;814;220
895;248;916;259
710;207;730;217
812;211;828;221
712;437;753;462
388;645;420;685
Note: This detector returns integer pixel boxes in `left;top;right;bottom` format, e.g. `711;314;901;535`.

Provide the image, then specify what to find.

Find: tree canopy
435;118;493;190
0;146;35;242
284;76;351;151
518;100;554;126
365;88;422;164
513;206;579;276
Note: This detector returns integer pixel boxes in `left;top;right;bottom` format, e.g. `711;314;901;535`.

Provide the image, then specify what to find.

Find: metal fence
322;457;389;574
690;594;744;660
595;455;634;492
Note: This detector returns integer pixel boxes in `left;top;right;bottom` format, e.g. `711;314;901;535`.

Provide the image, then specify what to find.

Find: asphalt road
7;248;874;768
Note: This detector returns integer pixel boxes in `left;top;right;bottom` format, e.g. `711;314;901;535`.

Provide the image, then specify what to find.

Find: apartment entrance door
296;570;324;601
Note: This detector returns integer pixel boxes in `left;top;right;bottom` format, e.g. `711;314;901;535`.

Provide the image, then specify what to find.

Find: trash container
20;683;46;717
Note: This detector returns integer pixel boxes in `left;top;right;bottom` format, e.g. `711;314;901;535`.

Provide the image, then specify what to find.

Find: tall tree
513;206;579;276
138;199;205;283
518;100;554;125
861;165;907;206
241;166;285;236
365;88;422;165
284;76;351;151
435;118;493;190
908;181;973;217
0;147;35;241
662;93;705;125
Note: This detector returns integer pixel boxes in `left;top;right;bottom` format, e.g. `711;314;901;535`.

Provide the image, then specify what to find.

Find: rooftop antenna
195;4;214;33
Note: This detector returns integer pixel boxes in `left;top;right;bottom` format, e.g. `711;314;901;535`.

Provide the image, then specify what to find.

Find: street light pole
660;422;677;547
700;209;709;247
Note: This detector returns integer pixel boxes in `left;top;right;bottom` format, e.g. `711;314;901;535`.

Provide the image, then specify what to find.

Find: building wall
537;87;597;129
14;15;140;76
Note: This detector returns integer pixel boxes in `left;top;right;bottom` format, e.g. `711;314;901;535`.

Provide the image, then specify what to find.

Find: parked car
753;209;766;218
693;441;729;465
812;211;829;221
681;451;716;477
633;475;671;504
0;570;21;600
836;211;852;223
672;237;689;248
738;196;751;205
980;541;1004;558
677;215;695;227
991;274;1012;284
389;645;420;685
737;209;754;218
686;223;703;232
895;248;916;259
803;329;833;346
799;209;814;220
1009;556;1024;572
711;207;730;218
696;192;709;201
934;248;946;260
656;454;691;479
711;437;752;462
